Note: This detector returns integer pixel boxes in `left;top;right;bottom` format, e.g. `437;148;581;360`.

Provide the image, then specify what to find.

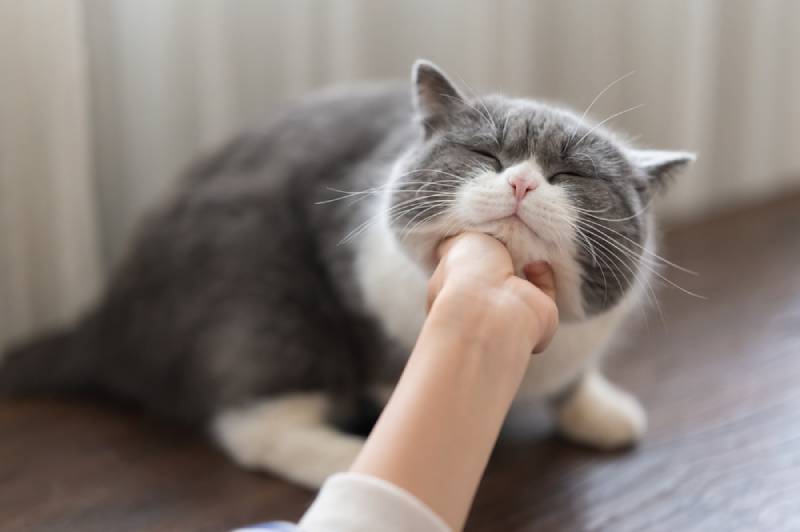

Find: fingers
523;261;557;301
523;261;559;353
435;233;514;279
436;233;508;262
430;235;560;354
532;296;559;353
428;233;513;314
435;235;459;261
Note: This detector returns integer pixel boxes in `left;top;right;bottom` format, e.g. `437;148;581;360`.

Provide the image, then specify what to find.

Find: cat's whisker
574;222;663;328
403;169;470;182
447;74;500;137
566;70;637;147
439;93;497;136
575;219;664;272
435;210;466;242
570;201;655;224
501;111;513;144
392;170;468;184
338;194;445;244
575;215;699;275
548;211;624;287
456;75;497;127
339;210;393;245
322;179;462;196
344;190;459;246
575;219;706;300
400;210;450;244
573;223;600;268
571;204;650;224
581;233;631;312
606;243;663;329
317;186;460;206
399;200;455;239
561;201;694;274
574;104;645;148
324;181;459;204
558;186;614;215
571;152;601;181
548;208;665;326
567;183;660;224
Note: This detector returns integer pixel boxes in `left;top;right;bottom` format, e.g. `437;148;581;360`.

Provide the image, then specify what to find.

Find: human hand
350;234;559;531
425;232;559;356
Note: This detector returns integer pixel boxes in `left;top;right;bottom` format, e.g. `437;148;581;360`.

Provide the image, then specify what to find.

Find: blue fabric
232;521;298;531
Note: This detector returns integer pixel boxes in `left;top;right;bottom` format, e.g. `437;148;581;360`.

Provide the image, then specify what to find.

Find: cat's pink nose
508;174;538;201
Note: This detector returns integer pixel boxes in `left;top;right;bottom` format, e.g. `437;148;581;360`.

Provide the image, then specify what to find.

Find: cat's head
385;60;694;321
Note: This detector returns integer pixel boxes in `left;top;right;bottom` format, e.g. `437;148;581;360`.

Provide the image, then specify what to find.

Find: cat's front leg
212;393;364;488
553;370;646;449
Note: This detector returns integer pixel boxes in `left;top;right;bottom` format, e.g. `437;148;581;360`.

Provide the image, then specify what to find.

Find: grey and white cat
1;61;693;488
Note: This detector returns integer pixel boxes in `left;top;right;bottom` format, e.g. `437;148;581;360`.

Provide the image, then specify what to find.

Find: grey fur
1;62;691;435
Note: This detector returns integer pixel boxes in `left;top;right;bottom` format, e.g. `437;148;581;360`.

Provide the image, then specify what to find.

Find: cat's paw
554;372;646;450
213;394;364;489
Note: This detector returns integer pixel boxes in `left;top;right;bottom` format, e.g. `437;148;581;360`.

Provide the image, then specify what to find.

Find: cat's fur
0;61;693;487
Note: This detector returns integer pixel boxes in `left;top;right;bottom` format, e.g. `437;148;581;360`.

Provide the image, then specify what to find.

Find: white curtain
0;0;102;345
3;0;800;347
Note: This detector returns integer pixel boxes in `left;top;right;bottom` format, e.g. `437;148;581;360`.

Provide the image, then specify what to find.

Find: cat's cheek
393;232;441;274
551;260;589;322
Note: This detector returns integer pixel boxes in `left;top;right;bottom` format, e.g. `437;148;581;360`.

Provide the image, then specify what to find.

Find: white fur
212;394;363;488
356;216;641;398
555;371;646;448
356;222;428;355
356;154;651;447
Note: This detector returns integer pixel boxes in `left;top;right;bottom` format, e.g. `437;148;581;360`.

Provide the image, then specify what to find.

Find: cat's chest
354;225;428;353
353;224;630;395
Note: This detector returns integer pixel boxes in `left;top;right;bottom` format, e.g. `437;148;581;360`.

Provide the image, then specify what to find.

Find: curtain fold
0;0;102;348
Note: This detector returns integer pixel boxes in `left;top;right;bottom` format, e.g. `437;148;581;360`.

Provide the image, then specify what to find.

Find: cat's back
183;82;413;192
90;83;414;420
113;81;414;300
117;81;414;303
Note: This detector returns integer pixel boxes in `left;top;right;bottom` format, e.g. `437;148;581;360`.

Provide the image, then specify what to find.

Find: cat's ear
629;149;695;191
411;60;465;134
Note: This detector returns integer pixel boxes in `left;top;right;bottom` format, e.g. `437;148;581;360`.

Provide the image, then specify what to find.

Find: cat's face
386;61;693;321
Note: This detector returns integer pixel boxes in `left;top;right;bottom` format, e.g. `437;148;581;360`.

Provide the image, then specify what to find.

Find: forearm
350;309;531;531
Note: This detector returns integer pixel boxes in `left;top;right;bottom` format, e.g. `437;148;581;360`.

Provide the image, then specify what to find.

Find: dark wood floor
2;194;799;532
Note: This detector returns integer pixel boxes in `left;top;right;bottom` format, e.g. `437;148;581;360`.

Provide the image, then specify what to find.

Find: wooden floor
2;194;799;532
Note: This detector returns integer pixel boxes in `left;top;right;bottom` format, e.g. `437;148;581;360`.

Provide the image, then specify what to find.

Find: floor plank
1;194;799;531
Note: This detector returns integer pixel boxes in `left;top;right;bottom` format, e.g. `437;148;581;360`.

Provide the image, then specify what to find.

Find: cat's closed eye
469;148;503;171
547;170;590;183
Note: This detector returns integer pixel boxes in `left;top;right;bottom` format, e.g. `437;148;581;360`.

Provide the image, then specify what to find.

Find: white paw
555;372;646;450
213;394;364;488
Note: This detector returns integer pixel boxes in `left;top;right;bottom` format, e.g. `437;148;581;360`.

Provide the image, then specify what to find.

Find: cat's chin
398;217;554;276
471;217;552;276
394;222;586;322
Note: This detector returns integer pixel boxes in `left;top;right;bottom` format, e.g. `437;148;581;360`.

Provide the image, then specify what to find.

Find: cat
0;60;693;488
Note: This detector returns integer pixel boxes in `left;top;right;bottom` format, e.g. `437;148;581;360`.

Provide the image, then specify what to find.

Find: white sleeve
298;472;451;532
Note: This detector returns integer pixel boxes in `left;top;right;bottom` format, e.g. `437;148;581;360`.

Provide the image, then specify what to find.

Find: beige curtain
3;0;800;347
0;0;102;347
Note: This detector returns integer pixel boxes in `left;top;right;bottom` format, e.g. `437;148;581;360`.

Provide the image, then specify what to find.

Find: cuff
299;472;451;532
